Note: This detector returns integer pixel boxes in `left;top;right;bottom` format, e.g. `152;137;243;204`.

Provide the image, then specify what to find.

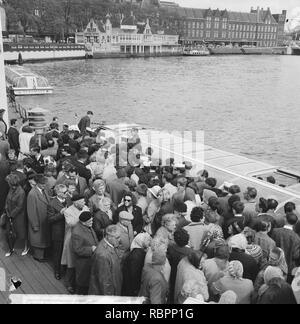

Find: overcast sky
175;0;299;18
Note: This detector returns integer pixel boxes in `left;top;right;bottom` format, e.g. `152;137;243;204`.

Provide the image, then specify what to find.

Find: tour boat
100;123;300;214
5;65;53;96
183;49;210;56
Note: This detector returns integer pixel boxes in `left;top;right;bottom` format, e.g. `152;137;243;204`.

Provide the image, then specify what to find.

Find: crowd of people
0;110;300;304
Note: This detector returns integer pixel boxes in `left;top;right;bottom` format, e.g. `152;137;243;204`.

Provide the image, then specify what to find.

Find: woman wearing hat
114;192;143;235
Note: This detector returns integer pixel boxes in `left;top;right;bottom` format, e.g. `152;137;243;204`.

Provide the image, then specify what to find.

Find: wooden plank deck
0;228;68;304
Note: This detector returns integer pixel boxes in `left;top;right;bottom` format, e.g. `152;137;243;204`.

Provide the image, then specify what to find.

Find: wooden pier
0;228;68;304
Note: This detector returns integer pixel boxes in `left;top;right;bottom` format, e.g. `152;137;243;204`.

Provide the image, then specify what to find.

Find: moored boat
100;123;300;214
183;48;210;56
5;65;53;96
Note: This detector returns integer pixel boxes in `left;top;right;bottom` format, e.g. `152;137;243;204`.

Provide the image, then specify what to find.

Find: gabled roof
158;6;280;23
137;23;146;34
227;12;258;23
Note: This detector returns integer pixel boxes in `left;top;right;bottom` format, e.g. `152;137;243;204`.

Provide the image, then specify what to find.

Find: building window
222;32;226;38
206;31;211;38
200;30;203;38
214;17;219;29
200;22;204;29
214;31;219;38
206;17;211;29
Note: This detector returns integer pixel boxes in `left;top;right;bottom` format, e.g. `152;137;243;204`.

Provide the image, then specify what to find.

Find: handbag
0;212;7;229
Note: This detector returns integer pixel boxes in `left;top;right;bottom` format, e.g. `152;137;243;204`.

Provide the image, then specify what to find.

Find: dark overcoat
89;239;122;296
71;222;98;288
6;186;26;240
48;197;71;242
27;186;51;249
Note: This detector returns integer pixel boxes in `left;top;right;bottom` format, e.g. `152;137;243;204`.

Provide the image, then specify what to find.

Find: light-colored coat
61;205;89;268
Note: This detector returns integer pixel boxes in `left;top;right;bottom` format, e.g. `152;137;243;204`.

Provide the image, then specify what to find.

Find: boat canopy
5;66;50;88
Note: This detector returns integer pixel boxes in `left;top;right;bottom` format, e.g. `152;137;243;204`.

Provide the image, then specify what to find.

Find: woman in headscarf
202;244;230;286
93;197;113;241
228;233;259;282
122;233;152;296
243;227;264;267
178;280;208;304
252;247;288;303
88;179;107;214
175;250;209;304
256;266;296;304
144;236;171;283
201;189;218;212
211;260;254;304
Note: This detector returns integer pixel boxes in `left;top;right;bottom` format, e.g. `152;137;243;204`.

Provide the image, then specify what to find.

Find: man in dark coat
71;149;92;183
29;146;45;174
71;211;98;295
167;228;192;303
139;250;169;304
56;167;87;196
48;184;71;280
271;214;300;283
78;111;93;135
89;225;122;296
12;160;27;189
27;174;51;261
7;119;20;157
106;168;129;210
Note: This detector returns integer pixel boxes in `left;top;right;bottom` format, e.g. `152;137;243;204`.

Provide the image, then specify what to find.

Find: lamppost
0;10;9;128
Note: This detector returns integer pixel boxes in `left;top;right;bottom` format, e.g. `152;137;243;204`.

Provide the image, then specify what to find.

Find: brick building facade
159;6;287;47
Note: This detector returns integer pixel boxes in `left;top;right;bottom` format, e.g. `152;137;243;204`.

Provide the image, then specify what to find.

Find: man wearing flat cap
116;211;134;262
72;211;98;295
27;174;51;262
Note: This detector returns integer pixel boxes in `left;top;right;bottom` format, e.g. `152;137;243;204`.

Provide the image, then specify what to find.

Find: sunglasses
124;199;132;202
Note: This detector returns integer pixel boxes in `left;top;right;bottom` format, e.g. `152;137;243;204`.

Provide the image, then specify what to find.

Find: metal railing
7;91;28;119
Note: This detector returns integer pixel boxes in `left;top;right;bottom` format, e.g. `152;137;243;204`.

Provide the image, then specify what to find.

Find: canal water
17;55;300;170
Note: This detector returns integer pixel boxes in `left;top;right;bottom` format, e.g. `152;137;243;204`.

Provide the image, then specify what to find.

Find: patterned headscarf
269;248;288;275
228;261;244;279
228;234;248;251
219;291;238;304
130;233;152;251
264;266;284;285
